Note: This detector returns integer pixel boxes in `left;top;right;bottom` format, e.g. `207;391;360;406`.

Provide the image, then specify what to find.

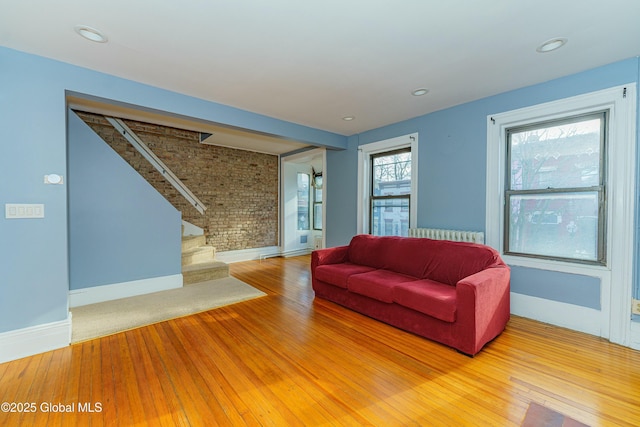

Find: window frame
357;133;418;236
503;111;608;265
485;84;636;347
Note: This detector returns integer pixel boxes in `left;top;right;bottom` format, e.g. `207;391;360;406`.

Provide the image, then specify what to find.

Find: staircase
182;235;230;285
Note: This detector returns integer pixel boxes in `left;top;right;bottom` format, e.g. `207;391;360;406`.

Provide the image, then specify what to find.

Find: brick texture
75;111;278;252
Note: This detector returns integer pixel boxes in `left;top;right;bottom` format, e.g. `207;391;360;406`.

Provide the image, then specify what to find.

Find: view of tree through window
505;112;606;263
371;148;411;236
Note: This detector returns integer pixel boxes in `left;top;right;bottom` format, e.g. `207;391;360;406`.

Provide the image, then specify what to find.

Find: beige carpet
70;276;266;343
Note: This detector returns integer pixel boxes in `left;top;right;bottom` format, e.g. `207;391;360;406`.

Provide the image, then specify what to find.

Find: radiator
408;228;485;244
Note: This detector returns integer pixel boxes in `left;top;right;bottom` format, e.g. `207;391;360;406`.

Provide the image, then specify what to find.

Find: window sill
502;253;610;276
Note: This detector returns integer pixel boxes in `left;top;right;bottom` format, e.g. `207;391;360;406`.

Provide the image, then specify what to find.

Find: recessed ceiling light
342;116;355;121
412;88;429;96
74;25;108;43
536;37;567;53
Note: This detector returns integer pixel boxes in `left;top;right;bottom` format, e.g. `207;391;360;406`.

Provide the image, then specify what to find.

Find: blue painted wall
325;57;640;309
0;50;71;332
325;135;361;246
510;267;601;309
0;43;638;337
0;46;346;335
67;111;181;289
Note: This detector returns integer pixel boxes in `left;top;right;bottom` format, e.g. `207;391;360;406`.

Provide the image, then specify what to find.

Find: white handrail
105;117;207;215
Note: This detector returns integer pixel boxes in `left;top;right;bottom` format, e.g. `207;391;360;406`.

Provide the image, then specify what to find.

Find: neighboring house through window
504;112;607;264
371;148;411;236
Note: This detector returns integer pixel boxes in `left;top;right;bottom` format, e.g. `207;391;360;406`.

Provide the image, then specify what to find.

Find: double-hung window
357;133;418;237
505;112;607;264
370;148;411;237
486;85;636;344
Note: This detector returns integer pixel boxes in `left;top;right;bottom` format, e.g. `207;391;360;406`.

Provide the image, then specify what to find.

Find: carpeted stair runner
182;235;230;284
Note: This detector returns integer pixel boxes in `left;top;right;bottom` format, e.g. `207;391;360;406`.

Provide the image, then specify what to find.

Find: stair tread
182;260;228;272
181;235;207;251
182;235;204;240
182;246;215;255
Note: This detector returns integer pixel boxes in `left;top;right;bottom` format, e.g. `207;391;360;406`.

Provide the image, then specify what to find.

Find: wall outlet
633;299;640;315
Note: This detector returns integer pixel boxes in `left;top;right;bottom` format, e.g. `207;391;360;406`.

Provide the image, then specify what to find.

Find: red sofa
311;234;510;355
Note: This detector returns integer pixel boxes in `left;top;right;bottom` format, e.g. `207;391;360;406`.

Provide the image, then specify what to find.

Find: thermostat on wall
44;174;64;184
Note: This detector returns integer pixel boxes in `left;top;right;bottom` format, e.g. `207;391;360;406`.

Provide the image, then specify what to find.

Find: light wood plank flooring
1;255;639;426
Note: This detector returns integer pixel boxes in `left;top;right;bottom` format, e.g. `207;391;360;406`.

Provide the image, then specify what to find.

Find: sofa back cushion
348;235;428;275
382;237;440;278
347;234;502;285
347;234;394;269
421;240;501;285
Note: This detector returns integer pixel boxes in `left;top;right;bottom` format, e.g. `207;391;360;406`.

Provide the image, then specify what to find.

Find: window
297;173;310;230
357;133;418;236
505;113;607;264
313;176;323;230
486;84;636;345
370;148;411;236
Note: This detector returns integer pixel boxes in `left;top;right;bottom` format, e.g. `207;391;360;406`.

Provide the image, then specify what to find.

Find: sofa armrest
455;265;511;354
311;245;349;271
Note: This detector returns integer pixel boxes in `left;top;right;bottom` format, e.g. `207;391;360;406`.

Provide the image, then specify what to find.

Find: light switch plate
5;203;45;219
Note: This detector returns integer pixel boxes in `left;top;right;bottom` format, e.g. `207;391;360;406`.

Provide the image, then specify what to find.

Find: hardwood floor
1;255;639;426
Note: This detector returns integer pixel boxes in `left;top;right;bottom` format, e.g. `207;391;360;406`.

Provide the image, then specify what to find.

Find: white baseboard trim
216;246;280;263
69;274;183;307
629;321;640;351
216;246;313;263
281;248;312;258
511;292;602;337
0;316;71;364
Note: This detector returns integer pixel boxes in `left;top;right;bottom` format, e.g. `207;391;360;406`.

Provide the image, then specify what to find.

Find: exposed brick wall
75;111;278;252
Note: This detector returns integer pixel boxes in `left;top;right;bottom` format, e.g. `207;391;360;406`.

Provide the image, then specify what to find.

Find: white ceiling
2;0;640;145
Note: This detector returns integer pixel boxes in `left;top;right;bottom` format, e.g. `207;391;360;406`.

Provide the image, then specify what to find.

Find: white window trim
357;133;418;234
486;84;637;346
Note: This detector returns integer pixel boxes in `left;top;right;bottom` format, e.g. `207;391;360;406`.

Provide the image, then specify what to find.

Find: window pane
313;175;323;190
507;192;600;261
371;197;409;237
313;185;322;230
373;151;411;196
297;173;310;230
313;203;322;230
509;117;602;190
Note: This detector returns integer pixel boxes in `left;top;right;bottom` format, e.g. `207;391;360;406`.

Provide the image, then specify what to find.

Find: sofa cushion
382;237;438;278
347;234;394;269
393;279;457;322
347;269;418;303
421;240;501;285
314;263;377;289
